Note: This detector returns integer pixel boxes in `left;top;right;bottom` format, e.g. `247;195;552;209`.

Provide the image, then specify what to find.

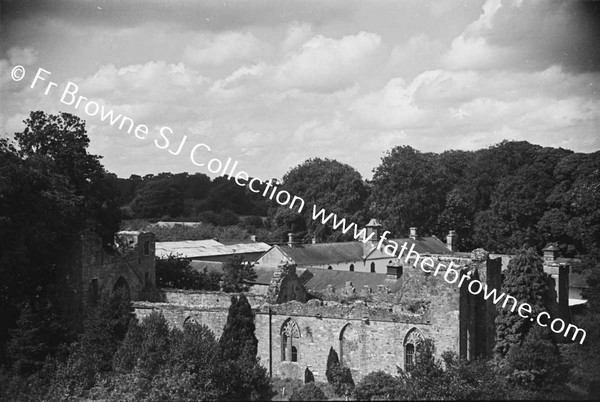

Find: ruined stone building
58;229;156;321
64;222;577;383
134;223;508;382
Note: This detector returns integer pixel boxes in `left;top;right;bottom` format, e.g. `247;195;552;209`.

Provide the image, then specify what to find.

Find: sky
1;0;599;181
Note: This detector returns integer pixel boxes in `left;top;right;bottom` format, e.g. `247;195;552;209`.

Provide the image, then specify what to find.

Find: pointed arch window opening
281;319;300;362
403;328;424;372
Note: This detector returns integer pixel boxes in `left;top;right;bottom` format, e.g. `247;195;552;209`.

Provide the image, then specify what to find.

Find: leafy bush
290;382;328;401
354;371;402;401
155;254;221;290
221;255;257;293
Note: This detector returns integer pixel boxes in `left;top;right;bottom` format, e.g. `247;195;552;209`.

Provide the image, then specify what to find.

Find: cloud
275;31;382;93
7;46;38;65
184;31;263;67
349;64;600;155
349;76;428;129
442;0;510;70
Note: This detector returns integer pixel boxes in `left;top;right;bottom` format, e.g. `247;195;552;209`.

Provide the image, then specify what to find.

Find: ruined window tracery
281;318;300;362
403;327;424;371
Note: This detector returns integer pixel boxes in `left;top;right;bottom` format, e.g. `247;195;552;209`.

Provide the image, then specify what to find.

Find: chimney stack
409;227;418;240
543;244;560;263
386;260;403;280
311;236;317;244
250;235;257;242
288;233;294;247
446;230;457;252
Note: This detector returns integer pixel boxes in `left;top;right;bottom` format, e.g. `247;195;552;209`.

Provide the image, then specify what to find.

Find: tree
155;255;220;290
504;325;568;392
221;255;257;293
353;371;401;401
290;382;328;401
131;178;184;218
324;347;354;396
6;302;68;376
1;111;120;356
14;111;120;246
325;347;340;384
49;288;135;395
369;146;453;237
278;158;370;241
494;247;551;357
219;294;258;361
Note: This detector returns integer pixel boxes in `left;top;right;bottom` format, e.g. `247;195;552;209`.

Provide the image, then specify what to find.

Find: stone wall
133;276;462;382
59;230;156;323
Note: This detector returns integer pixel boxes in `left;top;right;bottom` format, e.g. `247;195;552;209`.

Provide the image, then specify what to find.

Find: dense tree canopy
278;158;370;242
0;111;121;358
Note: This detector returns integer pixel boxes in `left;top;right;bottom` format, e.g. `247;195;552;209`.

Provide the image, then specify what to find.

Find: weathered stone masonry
133;251;502;382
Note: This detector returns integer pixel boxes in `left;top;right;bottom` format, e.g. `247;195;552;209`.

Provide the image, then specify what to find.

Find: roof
378;237;452;257
151;221;206;228
299;268;404;293
273;236;451;266
156;239;271;259
277;242;366;265
253;268;277;285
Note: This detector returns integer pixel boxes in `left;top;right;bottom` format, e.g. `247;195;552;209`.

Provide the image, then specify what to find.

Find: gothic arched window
403;328;424;371
370;262;376;273
281;318;300;362
349;264;354;272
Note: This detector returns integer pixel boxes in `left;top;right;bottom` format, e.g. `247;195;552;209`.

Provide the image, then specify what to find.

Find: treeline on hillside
113;141;599;257
108;172;270;224
273;142;600;258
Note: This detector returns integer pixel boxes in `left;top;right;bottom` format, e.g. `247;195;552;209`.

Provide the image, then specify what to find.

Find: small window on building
349;264;354;272
327;266;332;270
144;240;150;256
291;346;298;362
405;343;415;371
370;262;375;273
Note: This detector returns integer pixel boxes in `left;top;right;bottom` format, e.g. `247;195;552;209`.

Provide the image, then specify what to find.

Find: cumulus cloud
184;31;262;67
7;46;38;65
275;31;382;93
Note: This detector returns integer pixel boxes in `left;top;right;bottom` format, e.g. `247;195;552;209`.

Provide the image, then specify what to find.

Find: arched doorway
113;276;131;298
339;323;360;372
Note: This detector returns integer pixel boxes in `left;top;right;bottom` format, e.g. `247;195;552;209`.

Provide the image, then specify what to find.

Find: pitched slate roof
369;236;453;258
273;236;451;266
277;242;366;265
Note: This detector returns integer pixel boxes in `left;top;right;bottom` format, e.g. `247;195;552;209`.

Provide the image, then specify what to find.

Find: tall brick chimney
543;244;560;263
409;227;418;240
287;233;294;247
446;230;457;252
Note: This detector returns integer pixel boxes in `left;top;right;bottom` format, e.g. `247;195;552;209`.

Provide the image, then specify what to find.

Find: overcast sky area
1;0;599;180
